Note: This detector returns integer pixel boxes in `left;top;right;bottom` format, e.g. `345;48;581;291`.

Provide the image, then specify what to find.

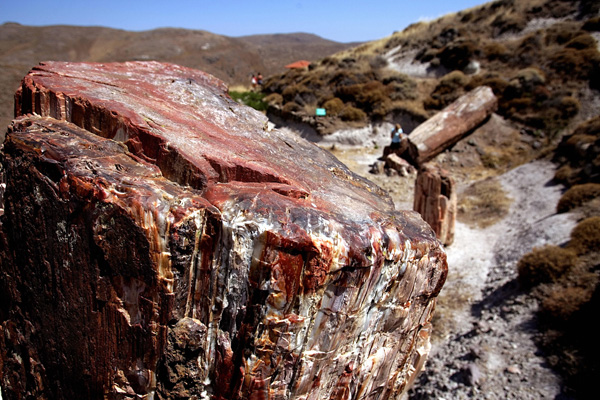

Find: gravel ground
408;160;577;400
330;142;578;399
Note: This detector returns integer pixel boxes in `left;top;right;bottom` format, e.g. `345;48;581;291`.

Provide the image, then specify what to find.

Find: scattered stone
506;365;521;375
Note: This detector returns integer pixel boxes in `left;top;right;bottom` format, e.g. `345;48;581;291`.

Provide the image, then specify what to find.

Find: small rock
467;363;484;386
506;365;521;375
369;161;385;175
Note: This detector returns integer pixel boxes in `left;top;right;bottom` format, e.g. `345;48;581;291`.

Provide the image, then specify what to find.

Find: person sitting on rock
390;123;405;151
381;123;412;161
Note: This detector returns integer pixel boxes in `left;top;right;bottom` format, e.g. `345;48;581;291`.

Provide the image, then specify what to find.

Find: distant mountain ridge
0;22;358;130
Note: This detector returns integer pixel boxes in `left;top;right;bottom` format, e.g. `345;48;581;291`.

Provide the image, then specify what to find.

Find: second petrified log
408;86;498;165
0;61;447;400
413;164;457;246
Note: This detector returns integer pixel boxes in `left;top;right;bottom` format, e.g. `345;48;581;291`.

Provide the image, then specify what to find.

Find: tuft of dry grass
517;245;577;288
557;183;600;213
458;177;512;228
539;285;593;323
567;216;600;255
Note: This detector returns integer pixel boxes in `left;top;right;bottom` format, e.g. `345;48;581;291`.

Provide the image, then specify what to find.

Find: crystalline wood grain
0;62;447;400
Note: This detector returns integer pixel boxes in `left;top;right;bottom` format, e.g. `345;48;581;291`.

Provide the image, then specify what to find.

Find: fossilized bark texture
0;61;447;400
413;164;456;246
408;86;497;165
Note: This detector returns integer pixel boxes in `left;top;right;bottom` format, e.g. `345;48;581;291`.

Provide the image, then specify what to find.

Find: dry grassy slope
262;0;600;143
0;22;355;131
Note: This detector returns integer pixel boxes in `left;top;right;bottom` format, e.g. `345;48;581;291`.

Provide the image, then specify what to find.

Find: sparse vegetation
553;115;600;186
458;178;512;228
516;245;577;288
557;183;600;213
228;90;268;111
516;193;600;398
425;70;469;109
567;216;600;255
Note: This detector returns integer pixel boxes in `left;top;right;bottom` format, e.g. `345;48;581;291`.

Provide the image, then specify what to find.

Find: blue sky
1;0;488;43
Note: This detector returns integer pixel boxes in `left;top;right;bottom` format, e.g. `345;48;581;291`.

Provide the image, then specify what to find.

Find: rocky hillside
0;23;357;131
262;0;600;141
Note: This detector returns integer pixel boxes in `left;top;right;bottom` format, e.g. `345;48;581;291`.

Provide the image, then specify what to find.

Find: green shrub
557;183;600;213
228;90;268;111
517;245;577;288
322;97;345;116
568;217;600;255
339;105;366;122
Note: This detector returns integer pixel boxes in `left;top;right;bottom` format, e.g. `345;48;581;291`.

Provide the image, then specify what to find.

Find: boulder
408;86;497;165
413;164;457;246
386;153;417;177
0;62;447;400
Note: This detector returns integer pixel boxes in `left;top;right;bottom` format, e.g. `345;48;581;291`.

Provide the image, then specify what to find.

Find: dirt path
408;160;577;399
330;142;578;398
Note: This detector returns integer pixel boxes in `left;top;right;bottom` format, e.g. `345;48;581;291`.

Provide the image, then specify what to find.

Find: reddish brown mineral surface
408;86;498;165
0;62;447;399
413;164;457;246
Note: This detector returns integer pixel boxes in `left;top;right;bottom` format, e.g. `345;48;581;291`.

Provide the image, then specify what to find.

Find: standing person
251;74;258;89
257;72;263;86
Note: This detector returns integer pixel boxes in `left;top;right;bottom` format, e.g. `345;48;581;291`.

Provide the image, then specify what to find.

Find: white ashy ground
329;139;577;399
410;160;577;400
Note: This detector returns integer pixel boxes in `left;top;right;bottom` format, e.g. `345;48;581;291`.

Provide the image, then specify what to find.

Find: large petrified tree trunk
408;86;498;165
0;62;447;400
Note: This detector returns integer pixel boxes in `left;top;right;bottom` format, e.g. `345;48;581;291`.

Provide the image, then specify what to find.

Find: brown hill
0;22;356;131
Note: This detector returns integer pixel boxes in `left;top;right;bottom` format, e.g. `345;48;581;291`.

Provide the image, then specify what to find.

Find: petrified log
413;164;457;246
0;61;447;400
408;86;497;165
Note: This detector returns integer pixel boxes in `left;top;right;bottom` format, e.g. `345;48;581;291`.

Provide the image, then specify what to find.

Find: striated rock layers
0;61;447;400
413;164;457;246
